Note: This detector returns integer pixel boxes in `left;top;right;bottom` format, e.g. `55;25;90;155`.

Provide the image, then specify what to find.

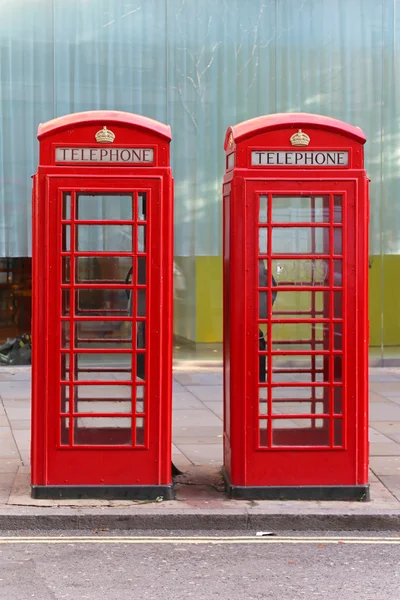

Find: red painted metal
223;113;369;494
32;111;173;492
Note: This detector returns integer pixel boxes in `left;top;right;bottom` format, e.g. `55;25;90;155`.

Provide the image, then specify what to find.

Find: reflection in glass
76;256;132;283
63;193;71;220
72;352;132;381
259;387;268;414
259;194;268;223
272;227;327;254
334;228;342;255
334;388;343;414
76;194;132;220
137;290;146;317
272;195;329;223
259;228;268;254
333;195;342;223
75;288;131;315
76;225;132;252
138;225;146;252
272;290;326;320
138;192;147;221
74;321;132;349
136;385;145;413
62;225;70;252
334;292;342;319
62;257;70;283
272;259;329;286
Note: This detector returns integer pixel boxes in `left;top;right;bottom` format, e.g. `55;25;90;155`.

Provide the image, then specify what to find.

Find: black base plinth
31;484;174;501
223;473;370;501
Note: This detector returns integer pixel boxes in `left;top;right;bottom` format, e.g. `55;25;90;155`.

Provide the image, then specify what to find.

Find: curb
0;509;399;531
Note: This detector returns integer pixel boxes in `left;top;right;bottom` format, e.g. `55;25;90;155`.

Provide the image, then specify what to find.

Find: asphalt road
0;531;399;600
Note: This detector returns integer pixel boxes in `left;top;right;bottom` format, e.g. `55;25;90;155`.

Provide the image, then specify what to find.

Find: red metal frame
223;114;369;494
32;112;173;492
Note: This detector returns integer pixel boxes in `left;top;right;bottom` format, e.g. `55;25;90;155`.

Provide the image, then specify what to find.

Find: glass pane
272;258;329;287
272;354;328;383
259;387;268;414
136;352;146;382
71;384;132;400
76;225;132;252
272;386;326;401
272;195;330;223
74;321;132;349
334;323;342;350
259;194;268;223
136;385;145;413
272;418;330;446
333;195;342;223
272;227;328;254
75;289;131;315
138;192;147;221
136;417;145;445
62;257;70;283
334;388;343;414
334;260;342;286
76;256;133;283
272;291;327;320
137;256;146;285
334;228;342;255
137;225;146;252
72;353;132;381
74;417;132;446
62;290;70;316
137;290;146;317
334;355;343;383
334;292;342;319
272;323;328;351
258;228;268;254
61;321;70;348
60;385;69;414
63;193;71;220
62;225;70;252
76;194;132;220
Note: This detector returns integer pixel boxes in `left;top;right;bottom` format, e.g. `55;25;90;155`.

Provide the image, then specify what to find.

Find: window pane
259;194;268;223
76;194;132;220
76;225;132;252
272;227;329;254
272;195;330;223
76;256;133;283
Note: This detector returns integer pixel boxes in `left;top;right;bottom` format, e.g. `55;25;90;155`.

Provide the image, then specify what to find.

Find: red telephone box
31;111;174;499
223;113;369;500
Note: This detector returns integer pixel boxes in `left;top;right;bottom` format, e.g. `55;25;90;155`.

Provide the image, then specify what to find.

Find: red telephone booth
31;111;174;499
223;113;369;500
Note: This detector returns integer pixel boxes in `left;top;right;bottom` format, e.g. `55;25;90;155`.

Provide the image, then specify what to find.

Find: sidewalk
0;365;400;530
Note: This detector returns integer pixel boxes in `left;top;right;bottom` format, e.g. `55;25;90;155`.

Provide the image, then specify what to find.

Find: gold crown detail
95;126;115;144
290;129;310;147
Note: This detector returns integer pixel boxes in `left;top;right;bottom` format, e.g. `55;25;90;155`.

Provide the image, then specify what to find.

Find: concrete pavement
0;364;400;530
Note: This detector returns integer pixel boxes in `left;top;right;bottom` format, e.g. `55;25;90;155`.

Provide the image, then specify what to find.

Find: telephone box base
223;475;370;502
31;484;174;501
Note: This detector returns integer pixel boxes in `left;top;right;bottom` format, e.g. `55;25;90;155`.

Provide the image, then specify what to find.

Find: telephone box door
243;178;367;487
42;176;168;487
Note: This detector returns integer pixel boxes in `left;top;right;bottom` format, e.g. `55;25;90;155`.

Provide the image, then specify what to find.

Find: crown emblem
228;133;234;149
95;126;115;144
290;129;310;147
